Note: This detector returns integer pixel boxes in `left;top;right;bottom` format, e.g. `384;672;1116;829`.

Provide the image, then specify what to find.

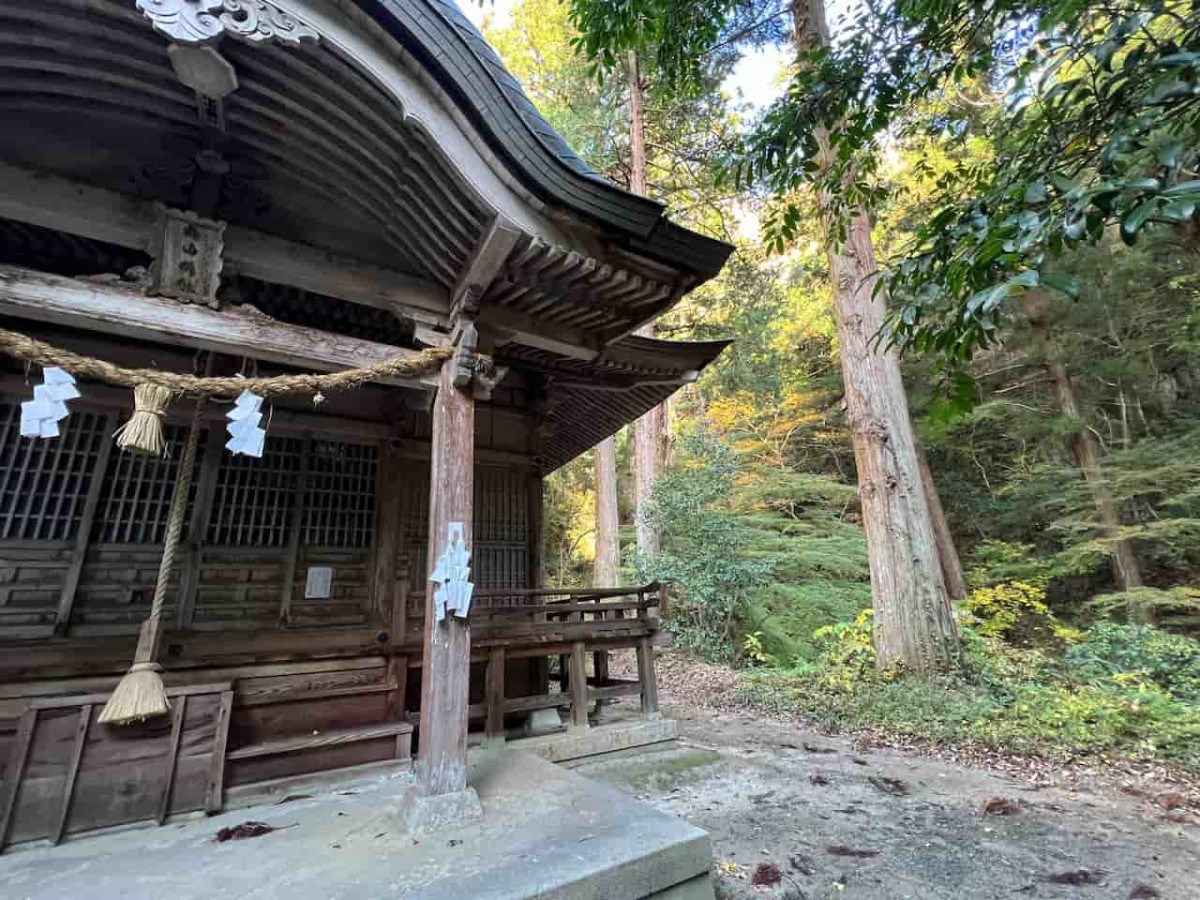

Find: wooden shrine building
0;0;732;847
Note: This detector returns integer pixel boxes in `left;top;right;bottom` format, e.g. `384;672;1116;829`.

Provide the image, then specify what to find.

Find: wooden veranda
0;0;732;848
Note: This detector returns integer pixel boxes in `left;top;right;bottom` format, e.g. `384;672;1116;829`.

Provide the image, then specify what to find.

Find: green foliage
961;581;1078;645
1065;622;1200;702
640;432;776;662
739;620;1200;769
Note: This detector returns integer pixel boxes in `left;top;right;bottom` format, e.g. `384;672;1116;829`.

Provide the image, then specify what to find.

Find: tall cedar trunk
1046;358;1149;616
1023;294;1148;621
594;436;621;587
794;0;961;672
917;439;968;601
628;48;665;559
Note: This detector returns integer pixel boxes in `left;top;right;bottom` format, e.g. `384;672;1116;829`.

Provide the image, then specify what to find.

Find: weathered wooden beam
476;304;601;361
177;428;222;629
157;695;187;826
53;413;116;636
416;359;475;797
484;646;505;744
452;218;522;312
569;641;589;730
205;689;234;815
278;438;313;626
0;708;37;851
52;704;92;844
636;637;660;718
372;443;405;623
0;163;450;322
0;265;438;390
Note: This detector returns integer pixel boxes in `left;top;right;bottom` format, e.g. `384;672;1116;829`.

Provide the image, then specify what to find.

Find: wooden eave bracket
449;320;508;401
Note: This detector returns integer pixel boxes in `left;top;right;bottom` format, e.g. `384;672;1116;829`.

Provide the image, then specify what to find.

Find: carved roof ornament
135;0;319;47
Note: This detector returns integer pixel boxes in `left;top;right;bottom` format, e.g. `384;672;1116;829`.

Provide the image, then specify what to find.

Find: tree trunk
1022;293;1148;621
794;0;961;673
627;48;665;560
593;437;621;588
1045;358;1148;614
916;439;968;601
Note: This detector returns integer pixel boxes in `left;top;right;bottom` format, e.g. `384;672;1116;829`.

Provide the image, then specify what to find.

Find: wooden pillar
569;641;589;730
373;442;406;624
484;647;505;744
417;360;474;797
637;637;660;718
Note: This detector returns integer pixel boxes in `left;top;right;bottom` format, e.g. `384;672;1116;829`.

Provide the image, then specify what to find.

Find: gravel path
584;651;1200;899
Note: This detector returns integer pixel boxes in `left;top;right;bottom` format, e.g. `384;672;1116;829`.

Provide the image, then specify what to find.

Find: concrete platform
508;716;678;763
0;749;714;900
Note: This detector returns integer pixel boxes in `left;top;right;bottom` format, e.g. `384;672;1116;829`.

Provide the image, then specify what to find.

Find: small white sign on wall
305;566;333;600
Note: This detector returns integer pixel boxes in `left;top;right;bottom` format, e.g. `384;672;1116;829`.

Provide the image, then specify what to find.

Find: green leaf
1041;272;1080;300
1121;199;1159;243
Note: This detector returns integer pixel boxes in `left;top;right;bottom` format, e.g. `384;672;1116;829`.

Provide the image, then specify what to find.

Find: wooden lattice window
474;467;528;589
207;436;305;548
303;440;377;549
0;402;109;541
94;423;188;544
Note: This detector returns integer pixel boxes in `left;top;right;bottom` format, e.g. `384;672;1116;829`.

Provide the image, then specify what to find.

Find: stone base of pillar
524;707;564;736
400;785;483;834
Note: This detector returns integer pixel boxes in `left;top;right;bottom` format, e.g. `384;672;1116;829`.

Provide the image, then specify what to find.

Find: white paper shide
429;522;473;623
225;389;267;457
20;367;80;439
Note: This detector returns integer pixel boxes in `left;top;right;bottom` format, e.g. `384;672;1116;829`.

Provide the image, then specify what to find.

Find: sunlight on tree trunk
795;0;961;673
628;47;665;560
594;437;621;587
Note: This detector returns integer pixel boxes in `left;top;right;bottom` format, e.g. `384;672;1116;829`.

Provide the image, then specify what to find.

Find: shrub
1065;622;1200;702
961;581;1076;646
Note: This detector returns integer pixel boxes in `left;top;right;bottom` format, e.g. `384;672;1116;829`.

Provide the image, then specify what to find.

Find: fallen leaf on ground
752;862;782;886
215;821;275;842
273;794;312;805
982;797;1020;816
826;845;880;858
869;776;909;795
809;774;829;786
1157;792;1185;811
789;854;815;875
1045;870;1106;885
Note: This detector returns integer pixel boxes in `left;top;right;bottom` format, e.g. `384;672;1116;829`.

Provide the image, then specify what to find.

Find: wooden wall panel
225;739;395;787
230;693;389;749
286;548;372;627
70;545;178;633
0;543;71;634
192;549;288;629
5;695;220;844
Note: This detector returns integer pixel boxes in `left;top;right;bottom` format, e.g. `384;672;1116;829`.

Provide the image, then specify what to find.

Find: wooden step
226;721;413;761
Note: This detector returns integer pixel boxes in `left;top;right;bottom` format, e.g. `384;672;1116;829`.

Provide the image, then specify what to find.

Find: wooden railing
403;582;663;648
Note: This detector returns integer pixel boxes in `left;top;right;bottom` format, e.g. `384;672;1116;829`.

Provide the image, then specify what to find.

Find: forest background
478;0;1200;768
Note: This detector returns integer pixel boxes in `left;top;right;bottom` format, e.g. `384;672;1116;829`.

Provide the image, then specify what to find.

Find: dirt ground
579;652;1200;900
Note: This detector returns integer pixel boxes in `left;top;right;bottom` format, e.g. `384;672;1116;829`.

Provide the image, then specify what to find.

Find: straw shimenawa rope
0;327;455;398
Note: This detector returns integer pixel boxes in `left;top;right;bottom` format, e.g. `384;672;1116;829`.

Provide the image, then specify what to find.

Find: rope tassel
100;397;205;725
114;383;173;457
